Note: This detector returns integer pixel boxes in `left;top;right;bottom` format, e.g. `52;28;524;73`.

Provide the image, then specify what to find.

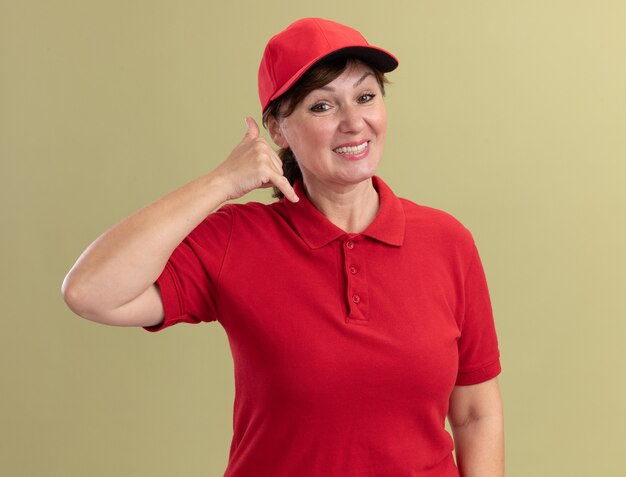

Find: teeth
334;142;368;154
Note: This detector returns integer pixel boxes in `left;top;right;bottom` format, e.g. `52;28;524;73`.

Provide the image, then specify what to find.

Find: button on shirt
145;176;501;477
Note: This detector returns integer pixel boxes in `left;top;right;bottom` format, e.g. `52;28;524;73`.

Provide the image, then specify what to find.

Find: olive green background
2;1;625;476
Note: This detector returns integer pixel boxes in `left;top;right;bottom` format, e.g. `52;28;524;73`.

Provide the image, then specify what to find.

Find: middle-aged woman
62;17;504;477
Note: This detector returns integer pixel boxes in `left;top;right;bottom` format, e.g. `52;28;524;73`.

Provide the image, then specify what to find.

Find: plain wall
2;1;625;475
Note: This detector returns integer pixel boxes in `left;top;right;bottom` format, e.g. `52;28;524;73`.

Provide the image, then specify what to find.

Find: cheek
373;108;387;134
286;124;333;154
377;119;387;138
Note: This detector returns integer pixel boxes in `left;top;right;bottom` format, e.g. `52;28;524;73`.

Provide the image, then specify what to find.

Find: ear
266;115;289;149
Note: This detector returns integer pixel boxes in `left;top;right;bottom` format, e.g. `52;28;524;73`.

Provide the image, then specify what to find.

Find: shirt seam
457;355;501;374
458;241;479;329
166;261;185;318
214;205;235;319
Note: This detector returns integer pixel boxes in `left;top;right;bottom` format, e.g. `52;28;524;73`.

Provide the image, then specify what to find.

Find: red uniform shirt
145;176;501;477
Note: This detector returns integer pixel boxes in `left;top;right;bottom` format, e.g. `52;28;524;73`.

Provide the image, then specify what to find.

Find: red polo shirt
145;176;501;477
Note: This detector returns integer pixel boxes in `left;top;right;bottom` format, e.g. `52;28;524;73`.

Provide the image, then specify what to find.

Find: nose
338;104;365;134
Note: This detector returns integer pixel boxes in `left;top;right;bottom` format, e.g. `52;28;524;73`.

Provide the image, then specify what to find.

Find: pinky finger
272;173;299;203
269;153;284;175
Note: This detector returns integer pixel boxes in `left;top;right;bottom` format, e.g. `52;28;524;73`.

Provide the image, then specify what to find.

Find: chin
334;166;378;186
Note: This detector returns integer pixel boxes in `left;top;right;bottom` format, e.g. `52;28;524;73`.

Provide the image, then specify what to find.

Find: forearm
62;118;298;323
451;413;504;477
62;171;229;315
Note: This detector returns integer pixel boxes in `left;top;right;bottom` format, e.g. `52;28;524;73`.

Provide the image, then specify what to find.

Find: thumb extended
243;116;260;141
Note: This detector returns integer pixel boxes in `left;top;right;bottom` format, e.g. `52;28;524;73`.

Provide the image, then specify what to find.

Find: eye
358;93;376;103
310;102;331;113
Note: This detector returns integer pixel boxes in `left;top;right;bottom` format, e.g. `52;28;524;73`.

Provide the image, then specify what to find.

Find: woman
62;17;504;477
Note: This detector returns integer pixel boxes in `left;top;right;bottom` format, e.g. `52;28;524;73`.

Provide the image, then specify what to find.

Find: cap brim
265;46;399;111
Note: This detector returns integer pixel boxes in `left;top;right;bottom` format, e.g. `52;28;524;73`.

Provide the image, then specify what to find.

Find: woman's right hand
62;116;298;327
210;117;299;203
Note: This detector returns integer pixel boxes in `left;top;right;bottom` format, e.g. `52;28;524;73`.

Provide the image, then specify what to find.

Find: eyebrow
353;72;374;88
318;72;374;91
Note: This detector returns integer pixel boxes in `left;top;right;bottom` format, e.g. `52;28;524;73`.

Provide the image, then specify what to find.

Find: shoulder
191;201;281;236
395;197;481;276
400;197;473;237
210;200;291;237
217;200;285;222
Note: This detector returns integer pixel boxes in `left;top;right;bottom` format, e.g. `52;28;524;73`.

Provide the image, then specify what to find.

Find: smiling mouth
333;141;369;155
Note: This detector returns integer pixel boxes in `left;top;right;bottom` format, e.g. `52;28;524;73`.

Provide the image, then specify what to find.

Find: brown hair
262;57;389;199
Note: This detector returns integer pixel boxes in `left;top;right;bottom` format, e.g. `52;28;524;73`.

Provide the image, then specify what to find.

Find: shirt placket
342;236;369;325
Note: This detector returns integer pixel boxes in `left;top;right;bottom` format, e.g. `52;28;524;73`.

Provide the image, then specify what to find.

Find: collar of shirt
282;176;406;249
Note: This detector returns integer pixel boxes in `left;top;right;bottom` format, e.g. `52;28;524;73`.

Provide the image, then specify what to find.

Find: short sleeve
143;205;234;332
455;245;502;385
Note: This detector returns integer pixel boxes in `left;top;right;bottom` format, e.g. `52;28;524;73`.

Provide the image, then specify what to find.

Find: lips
332;141;369;155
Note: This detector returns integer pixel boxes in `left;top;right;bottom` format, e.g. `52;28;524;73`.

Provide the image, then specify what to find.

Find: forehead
270;59;381;120
325;59;376;84
319;62;377;89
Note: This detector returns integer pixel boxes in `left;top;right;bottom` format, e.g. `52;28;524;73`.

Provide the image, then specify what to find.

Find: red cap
258;18;399;112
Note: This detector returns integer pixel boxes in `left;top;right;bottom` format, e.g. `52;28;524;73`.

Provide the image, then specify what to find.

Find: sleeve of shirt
455;244;502;385
143;205;234;332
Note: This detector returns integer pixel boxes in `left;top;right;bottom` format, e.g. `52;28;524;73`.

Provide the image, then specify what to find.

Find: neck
302;177;380;233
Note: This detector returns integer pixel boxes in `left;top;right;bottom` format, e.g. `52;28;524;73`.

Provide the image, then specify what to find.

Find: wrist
201;170;235;204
